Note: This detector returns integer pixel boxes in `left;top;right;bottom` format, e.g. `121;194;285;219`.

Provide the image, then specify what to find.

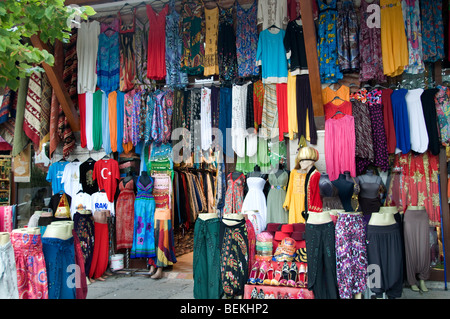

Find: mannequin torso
43;223;72;240
0;232;10;245
307;211;332;224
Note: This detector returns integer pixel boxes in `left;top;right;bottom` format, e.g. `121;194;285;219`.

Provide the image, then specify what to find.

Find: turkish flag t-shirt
92;159;120;202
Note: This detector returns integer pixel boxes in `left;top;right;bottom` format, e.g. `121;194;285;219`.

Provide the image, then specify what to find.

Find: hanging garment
401;0;424;74
420;88;441;155
380;0;409;77
350;90;374;166
92;90;103;151
165;0;189;86
46;161;69;195
336;0;359;73
131;176;156;258
287;73;298;140
123;89;141;149
72;230;87;300
256;29;288;84
147;4;169;80
115;178;135;250
11;232;48;299
420;0;445;63
381;89;397;154
405;88;428;153
101;92;111;154
79;159;98;195
366;223;404;298
92;159;120;203
266;171;289;224
50;192;72;221
193;216;222;299
218;87;232;156
78;92;87;149
108;92;118;153
204;6;219;76
201;87;212;151
217;5;238;82
325;114;356;181
305;221;339;299
134;16;151;87
434;85;450;145
91;191;115;216
391;88;411;154
241;177;267;234
97;19;120;93
277;83;288;141
116;91;125;154
253;80;264;130
77;20;100;94
70;192;92;219
85;92;94;151
284;20;308;76
261;83;279;140
232;82;249;158
359;0;386;82
235;0;259;77
356;89;389;173
257;0;288;30
297;75;318;145
23;71;42;149
180;0;205;75
335;213;367;299
317;0;343;83
119;11;136;91
73;212;95;277
42;237;76;299
219;218;249;298
0;240;19;299
61;161;82;199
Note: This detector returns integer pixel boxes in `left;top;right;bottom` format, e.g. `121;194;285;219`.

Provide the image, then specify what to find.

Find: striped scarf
24;71;42;149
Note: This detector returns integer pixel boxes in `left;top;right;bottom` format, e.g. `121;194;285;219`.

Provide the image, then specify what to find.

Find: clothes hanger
331;110;344;118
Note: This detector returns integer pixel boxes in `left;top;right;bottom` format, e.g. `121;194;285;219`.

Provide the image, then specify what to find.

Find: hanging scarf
24;71;42;149
39;73;52;151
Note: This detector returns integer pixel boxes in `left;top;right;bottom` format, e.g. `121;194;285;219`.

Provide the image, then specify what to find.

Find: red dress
146;4;169;80
115;178;135;250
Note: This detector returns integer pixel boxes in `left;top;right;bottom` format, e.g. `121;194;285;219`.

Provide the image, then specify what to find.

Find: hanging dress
204;6;219;76
115;178;135;250
147;4;169;80
317;0;343;83
180;0;205;75
401;0;424;74
266;171;289;224
119;10;136;91
131;176;156;258
420;0;445;63
235;0;259;78
336;0;359;73
359;0;386;82
73;211;95;278
217;5;238;82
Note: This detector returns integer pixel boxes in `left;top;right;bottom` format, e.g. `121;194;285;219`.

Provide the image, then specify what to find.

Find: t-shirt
70;192;92;219
46;161;69;194
79;159;98;195
91;191;115;216
92;159;120;202
61;162;83;198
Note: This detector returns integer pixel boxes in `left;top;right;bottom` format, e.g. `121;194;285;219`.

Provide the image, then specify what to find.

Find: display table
244;284;314;299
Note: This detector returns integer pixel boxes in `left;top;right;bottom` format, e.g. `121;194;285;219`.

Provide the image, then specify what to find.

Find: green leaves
0;0;96;91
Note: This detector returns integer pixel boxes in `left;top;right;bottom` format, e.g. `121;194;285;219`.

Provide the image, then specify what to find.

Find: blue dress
131;176;156;258
391;89;411;154
317;0;343;83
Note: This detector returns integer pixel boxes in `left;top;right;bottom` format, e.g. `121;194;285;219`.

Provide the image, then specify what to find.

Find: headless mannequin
139;171;151;187
319;173;335;197
359;170;382;196
223;213;245;226
332;174;355;212
198;212;219;220
368;209;396;226
0;232;10;245
306;211;332;224
13;227;41;235
275;163;286;178
248;165;262;178
43;223;73;240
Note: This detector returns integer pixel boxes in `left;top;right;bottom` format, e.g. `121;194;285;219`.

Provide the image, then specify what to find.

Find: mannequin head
295;146;319;171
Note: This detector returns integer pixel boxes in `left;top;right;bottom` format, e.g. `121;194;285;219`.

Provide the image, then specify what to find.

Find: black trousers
305;221;339;299
366;223;404;298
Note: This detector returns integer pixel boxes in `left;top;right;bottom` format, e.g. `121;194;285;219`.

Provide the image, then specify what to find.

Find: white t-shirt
61;162;82;198
70;192;92;219
91;191;115;216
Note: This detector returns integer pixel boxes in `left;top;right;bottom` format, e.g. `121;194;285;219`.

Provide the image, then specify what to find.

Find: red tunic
146;4;169;80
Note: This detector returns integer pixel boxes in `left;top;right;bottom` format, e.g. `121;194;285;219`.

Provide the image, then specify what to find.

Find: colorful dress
97;21;120;94
115;178;135;250
165;0;188;86
218;5;238;82
434;85;450;145
336;0;359;73
73;212;95;278
119;11;136;91
235;0;259;77
359;0;386;82
131;176;156;258
223;173;246;215
147;4;169;80
420;0;445;63
401;0;424;74
317;0;343;83
180;0;205;75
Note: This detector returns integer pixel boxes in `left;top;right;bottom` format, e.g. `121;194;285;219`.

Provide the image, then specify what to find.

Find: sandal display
248;260;260;285
287;262;298;287
263;262;274;285
256;261;269;285
271;262;282;286
296;263;307;288
279;261;290;286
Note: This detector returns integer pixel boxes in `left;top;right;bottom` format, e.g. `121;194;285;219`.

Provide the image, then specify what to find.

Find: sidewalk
85;252;450;299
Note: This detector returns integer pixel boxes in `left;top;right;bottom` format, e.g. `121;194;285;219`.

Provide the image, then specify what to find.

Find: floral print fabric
435;85;450;145
420;0;445;63
235;1;259;78
337;0;359;73
317;0;343;83
223;173;246;215
218;6;238;82
401;0;424;74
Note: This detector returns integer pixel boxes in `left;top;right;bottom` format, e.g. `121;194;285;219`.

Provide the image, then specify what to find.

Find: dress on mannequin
358;169;383;216
0;232;19;299
241;175;267;234
331;174;355;212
